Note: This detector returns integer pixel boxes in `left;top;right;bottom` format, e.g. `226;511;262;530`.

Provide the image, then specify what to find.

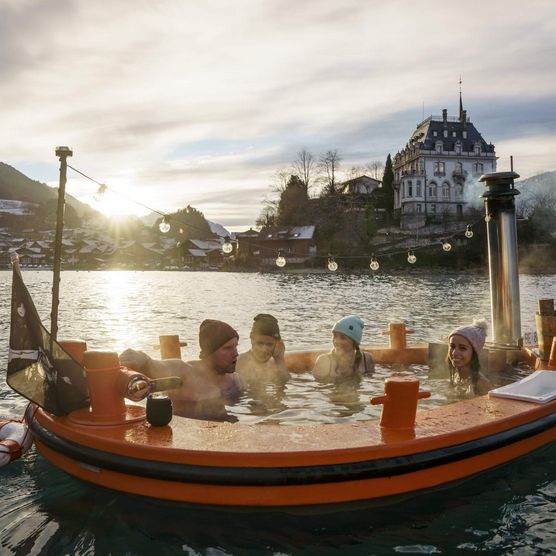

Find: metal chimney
480;171;522;347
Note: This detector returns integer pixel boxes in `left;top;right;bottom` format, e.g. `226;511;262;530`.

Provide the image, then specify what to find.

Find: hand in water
119;348;151;371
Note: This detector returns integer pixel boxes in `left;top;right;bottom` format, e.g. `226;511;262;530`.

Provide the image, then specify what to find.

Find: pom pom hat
332;315;364;346
449;320;488;355
199;319;239;359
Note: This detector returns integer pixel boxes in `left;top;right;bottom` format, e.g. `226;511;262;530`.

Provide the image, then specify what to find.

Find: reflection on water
1;269;556;554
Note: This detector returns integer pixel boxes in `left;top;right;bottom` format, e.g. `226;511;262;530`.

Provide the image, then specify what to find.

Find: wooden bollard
382;323;415;351
371;377;430;429
153;335;188;360
535;298;556;360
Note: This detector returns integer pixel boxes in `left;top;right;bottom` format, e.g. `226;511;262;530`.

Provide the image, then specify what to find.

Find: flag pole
51;146;73;348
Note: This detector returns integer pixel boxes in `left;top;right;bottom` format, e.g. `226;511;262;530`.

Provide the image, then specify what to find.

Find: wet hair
446;350;481;387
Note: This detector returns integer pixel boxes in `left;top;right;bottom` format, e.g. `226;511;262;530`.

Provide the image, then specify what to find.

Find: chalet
339;175;381;195
256;225;316;266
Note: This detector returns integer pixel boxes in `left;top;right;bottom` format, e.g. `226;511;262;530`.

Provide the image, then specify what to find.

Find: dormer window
462;130;467;139
435;141;443;153
443;130;448;138
455;141;462;155
474;142;481;155
452;131;457;137
433;130;438;137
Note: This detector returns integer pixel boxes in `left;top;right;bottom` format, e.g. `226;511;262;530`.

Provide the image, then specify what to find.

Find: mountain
0;162;101;219
208;220;232;238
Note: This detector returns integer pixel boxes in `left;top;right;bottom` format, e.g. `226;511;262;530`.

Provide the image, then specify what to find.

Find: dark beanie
251;313;281;339
199;319;239;359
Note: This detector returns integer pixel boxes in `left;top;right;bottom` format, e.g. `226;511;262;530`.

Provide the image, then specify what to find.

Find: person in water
236;314;290;386
312;315;375;381
447;319;492;397
119;319;243;421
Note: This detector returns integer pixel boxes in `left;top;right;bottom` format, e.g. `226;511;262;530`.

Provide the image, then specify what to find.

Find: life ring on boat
0;419;34;467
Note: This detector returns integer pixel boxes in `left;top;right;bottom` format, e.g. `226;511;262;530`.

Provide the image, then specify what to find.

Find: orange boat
24;339;556;509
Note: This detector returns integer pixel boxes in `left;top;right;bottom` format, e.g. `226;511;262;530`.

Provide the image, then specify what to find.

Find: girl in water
447;319;492;396
313;315;375;381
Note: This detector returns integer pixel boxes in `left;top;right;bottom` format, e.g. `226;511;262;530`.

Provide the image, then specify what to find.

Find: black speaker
146;393;173;426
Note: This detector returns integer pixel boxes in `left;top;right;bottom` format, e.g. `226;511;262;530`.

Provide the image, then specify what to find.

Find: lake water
1;269;555;554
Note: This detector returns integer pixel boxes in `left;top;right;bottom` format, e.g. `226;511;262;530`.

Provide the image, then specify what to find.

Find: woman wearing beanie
313;315;375;381
447;319;492;397
237;314;290;386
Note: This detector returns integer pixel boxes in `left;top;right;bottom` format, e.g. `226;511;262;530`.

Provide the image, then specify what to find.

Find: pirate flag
7;263;90;415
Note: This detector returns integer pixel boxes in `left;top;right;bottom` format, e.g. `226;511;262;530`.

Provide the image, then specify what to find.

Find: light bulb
442;241;452;252
465;225;474;239
275;255;286;268
369;258;379;271
94;184;107;202
222;236;233;254
327;257;338;272
159;218;171;233
408;251;417;264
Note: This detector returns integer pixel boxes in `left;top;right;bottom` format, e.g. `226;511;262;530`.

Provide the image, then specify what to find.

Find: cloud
1;0;556;229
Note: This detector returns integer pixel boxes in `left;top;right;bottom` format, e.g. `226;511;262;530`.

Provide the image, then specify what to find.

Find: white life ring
0;420;34;467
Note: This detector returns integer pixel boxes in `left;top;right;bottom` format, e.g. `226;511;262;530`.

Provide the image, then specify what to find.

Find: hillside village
1;98;555;271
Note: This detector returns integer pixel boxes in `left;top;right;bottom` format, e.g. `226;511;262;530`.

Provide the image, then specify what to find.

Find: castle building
393;96;497;229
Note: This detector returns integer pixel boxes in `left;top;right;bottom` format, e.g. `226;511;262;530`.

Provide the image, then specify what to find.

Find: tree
366;160;385;181
292;149;316;196
319;149;342;196
276;175;308;225
378;154;394;215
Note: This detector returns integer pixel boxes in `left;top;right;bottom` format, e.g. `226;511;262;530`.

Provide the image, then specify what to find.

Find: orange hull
29;392;556;508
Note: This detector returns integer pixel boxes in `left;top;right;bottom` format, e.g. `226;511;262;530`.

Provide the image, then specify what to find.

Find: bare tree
292;149;316;196
319;149;342;196
366;160;385;181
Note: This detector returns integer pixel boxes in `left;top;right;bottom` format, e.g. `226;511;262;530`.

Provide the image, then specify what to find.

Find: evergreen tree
380;153;395;215
277;175;309;225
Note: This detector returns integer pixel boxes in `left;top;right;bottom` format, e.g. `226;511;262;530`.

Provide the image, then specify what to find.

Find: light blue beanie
332;315;364;346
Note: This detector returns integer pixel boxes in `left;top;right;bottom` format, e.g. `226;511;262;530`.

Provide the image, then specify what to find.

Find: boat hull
29;396;556;507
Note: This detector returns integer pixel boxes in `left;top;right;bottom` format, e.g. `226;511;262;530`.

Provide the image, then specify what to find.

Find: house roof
259;225;315;240
187;249;207;257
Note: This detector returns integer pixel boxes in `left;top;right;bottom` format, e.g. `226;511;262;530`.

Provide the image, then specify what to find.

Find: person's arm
119;348;190;379
312;354;332;381
363;351;375;374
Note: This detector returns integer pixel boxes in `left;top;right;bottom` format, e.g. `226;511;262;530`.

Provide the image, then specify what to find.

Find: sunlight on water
1;269;556;555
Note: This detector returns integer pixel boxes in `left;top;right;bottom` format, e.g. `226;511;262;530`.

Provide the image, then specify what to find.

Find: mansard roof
409;113;495;153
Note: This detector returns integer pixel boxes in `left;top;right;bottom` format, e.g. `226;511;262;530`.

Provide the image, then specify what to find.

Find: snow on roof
187;249;207;257
259;225;315;240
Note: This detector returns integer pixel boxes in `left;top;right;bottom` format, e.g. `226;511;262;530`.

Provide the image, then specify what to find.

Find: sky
1;0;556;231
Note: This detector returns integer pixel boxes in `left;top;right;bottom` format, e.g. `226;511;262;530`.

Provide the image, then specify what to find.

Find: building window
455;162;463;175
442;183;450;199
455;141;462;155
433;130;438;137
417;204;422;213
407;181;413;197
434;161;445;175
452;131;457;137
456;184;463;199
430;204;436;213
462;130;467;139
474;142;481;155
474;162;484;174
416;184;421;197
428;183;437;197
443;130;448;138
417;179;421;186
436;141;443;153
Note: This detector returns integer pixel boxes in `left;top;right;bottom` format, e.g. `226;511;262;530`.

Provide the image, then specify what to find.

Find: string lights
327;256;338;272
67;164;484;273
222;236;233;254
275;250;287;268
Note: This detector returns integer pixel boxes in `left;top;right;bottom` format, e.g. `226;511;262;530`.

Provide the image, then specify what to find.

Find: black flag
7;263;90;415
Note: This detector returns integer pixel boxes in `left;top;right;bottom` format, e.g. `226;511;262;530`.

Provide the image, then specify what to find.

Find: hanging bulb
407;250;417;264
159;216;171;234
465;225;474;239
222;236;233;254
369;257;379;271
93;183;107;202
327;256;338;272
179;228;184;235
442;240;452;252
275;250;286;268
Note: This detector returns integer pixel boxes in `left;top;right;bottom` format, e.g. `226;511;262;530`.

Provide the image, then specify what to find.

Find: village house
393;96;496;229
255;225;316;267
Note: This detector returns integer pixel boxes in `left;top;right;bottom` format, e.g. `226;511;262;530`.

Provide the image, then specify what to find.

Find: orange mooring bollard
157;335;187;360
371;376;431;429
382;323;415;351
83;350;127;420
59;339;87;364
